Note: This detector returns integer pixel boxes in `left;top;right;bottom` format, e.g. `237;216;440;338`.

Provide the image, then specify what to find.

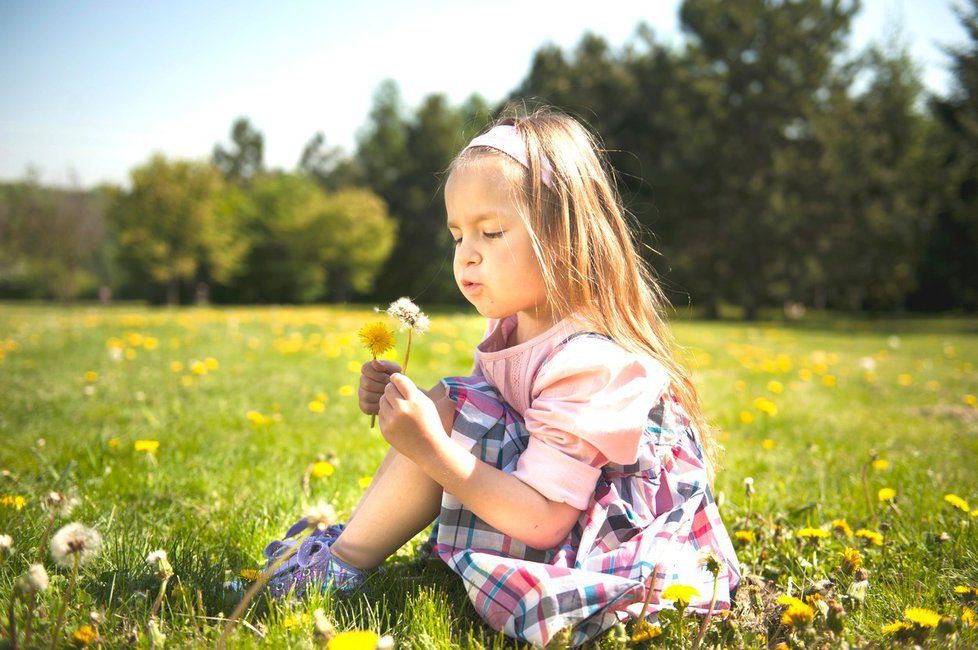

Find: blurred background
1;0;975;318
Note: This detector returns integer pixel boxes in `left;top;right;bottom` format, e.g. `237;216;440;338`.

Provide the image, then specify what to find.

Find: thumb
389;372;418;398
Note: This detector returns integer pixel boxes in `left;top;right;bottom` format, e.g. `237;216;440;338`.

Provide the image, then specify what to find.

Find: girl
261;107;742;647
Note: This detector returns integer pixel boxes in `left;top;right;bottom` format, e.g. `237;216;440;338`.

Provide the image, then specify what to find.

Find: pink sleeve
511;338;670;509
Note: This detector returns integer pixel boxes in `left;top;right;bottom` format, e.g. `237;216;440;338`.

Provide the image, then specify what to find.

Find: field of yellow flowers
0;303;976;649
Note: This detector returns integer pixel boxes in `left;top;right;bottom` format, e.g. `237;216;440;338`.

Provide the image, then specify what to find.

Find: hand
378;373;444;461
359;359;402;415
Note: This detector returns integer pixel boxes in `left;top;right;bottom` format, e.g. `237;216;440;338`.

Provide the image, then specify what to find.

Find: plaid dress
427;332;742;647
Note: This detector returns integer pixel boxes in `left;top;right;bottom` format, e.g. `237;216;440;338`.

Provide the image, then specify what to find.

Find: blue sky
0;0;971;189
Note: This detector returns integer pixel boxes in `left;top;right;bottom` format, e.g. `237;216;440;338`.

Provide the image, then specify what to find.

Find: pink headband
461;124;555;189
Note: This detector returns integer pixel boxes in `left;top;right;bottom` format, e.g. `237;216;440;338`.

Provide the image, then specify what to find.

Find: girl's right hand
359;359;403;415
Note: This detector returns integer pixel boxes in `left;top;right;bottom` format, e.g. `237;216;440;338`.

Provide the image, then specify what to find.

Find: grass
0;302;976;648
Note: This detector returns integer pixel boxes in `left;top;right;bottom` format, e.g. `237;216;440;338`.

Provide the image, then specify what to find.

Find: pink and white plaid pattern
427;332;742;647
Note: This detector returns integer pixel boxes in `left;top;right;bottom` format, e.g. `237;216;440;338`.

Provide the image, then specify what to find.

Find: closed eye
452;231;504;246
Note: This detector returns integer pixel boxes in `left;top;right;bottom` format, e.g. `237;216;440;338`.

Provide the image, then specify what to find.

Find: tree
213;117;265;185
109;153;242;305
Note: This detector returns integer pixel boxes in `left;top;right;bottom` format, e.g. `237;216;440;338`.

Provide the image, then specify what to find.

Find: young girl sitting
260;107;742;647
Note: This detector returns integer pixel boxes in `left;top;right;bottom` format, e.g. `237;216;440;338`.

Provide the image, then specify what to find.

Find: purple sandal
262;518;368;598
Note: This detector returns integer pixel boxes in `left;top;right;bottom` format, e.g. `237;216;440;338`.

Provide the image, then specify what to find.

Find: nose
457;240;481;265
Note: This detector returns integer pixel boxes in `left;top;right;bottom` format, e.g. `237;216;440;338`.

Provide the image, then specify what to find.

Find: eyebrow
446;212;506;228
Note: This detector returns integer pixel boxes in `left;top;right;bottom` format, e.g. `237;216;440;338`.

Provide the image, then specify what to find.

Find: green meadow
0;303;976;648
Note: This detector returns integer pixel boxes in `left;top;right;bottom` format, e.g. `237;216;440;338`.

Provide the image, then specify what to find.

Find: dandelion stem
369;354;378;429
50;553;80;650
22;604;33;649
692;573;720;650
7;590;17;650
744;493;752;529
217;528;312;650
150;576;170;620
403;330;413;374
860;459;876;523
33;511;56;565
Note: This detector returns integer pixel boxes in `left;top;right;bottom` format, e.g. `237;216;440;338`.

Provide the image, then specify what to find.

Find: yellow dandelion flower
904;607;941;628
734;530;755;543
944;493;971;512
204;357;219;370
822;374;836;387
239;569;261;581
878;487;896;502
246;410;270;426
134;440;159;453
798;368;813;381
143;336;159;350
897;374;912;386
170;361;183;373
327;630;380;650
630;620;663;642
752;397;778;416
781;602;815;626
839;547;862;572
963;606;976;628
1;495;26;510
308;400;326;413
854;528;884;546
767;380;784;394
734;380;747;392
346;360;362;374
358;475;373;489
311;461;335;479
124;348;136;360
181;375;194;387
84;371;98;382
72;624;97;645
281;612;313;630
762;438;776;449
190;360;207;375
797;527;830;539
953;585;976;596
871;459;889;471
107;438;120;450
358;322;396;358
339;385;355;397
965;394;977;406
882;620;912;634
739;410;755;424
832;519;854;537
661;583;699;607
127;332;144;347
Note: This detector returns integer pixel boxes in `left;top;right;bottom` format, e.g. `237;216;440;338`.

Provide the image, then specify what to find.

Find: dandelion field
1;303;976;648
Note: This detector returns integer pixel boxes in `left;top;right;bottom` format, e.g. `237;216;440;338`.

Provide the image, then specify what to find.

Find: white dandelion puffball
50;522;102;568
384;297;429;333
302;501;338;531
146;549;167;566
15;563;49;595
0;534;12;553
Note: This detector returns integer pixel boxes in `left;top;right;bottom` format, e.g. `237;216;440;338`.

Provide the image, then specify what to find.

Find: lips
462;280;482;293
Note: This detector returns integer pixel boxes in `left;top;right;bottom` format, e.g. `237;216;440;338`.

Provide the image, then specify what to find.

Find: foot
263;531;367;599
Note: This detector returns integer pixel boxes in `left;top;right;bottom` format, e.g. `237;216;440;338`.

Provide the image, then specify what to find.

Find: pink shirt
461;311;671;509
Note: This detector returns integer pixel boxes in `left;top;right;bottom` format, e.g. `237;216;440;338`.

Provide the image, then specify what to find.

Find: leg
348;445;399;520
330;449;443;570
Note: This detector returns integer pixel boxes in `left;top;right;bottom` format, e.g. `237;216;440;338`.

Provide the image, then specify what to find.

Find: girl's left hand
378;373;445;460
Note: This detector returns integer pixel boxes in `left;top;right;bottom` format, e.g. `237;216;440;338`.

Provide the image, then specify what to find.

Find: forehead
445;156;524;227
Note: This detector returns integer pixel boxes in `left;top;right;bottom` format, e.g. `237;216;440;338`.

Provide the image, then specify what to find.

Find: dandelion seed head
44;490;81;518
301;501;337;532
384;297;429;333
15;563;49;595
50;522;102;568
0;533;12;553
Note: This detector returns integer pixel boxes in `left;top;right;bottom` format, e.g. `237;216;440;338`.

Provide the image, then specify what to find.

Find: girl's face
445;157;552;323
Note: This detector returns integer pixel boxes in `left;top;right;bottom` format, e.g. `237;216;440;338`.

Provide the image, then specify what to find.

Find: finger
388;372;418;399
360;375;389;392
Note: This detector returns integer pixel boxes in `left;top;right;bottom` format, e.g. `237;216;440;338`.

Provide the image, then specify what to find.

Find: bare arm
410;431;582;551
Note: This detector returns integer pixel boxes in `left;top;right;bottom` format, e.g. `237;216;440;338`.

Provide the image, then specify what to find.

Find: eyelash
452;231;504;246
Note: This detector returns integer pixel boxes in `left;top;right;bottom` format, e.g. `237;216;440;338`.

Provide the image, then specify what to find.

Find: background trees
1;0;975;315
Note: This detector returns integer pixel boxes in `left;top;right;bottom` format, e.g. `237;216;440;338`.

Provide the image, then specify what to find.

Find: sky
0;0;972;190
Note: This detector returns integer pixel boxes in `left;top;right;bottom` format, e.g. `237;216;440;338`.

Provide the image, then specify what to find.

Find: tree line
1;0;976;317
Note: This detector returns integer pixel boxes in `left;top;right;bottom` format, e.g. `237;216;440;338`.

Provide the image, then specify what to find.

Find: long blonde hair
448;104;723;486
